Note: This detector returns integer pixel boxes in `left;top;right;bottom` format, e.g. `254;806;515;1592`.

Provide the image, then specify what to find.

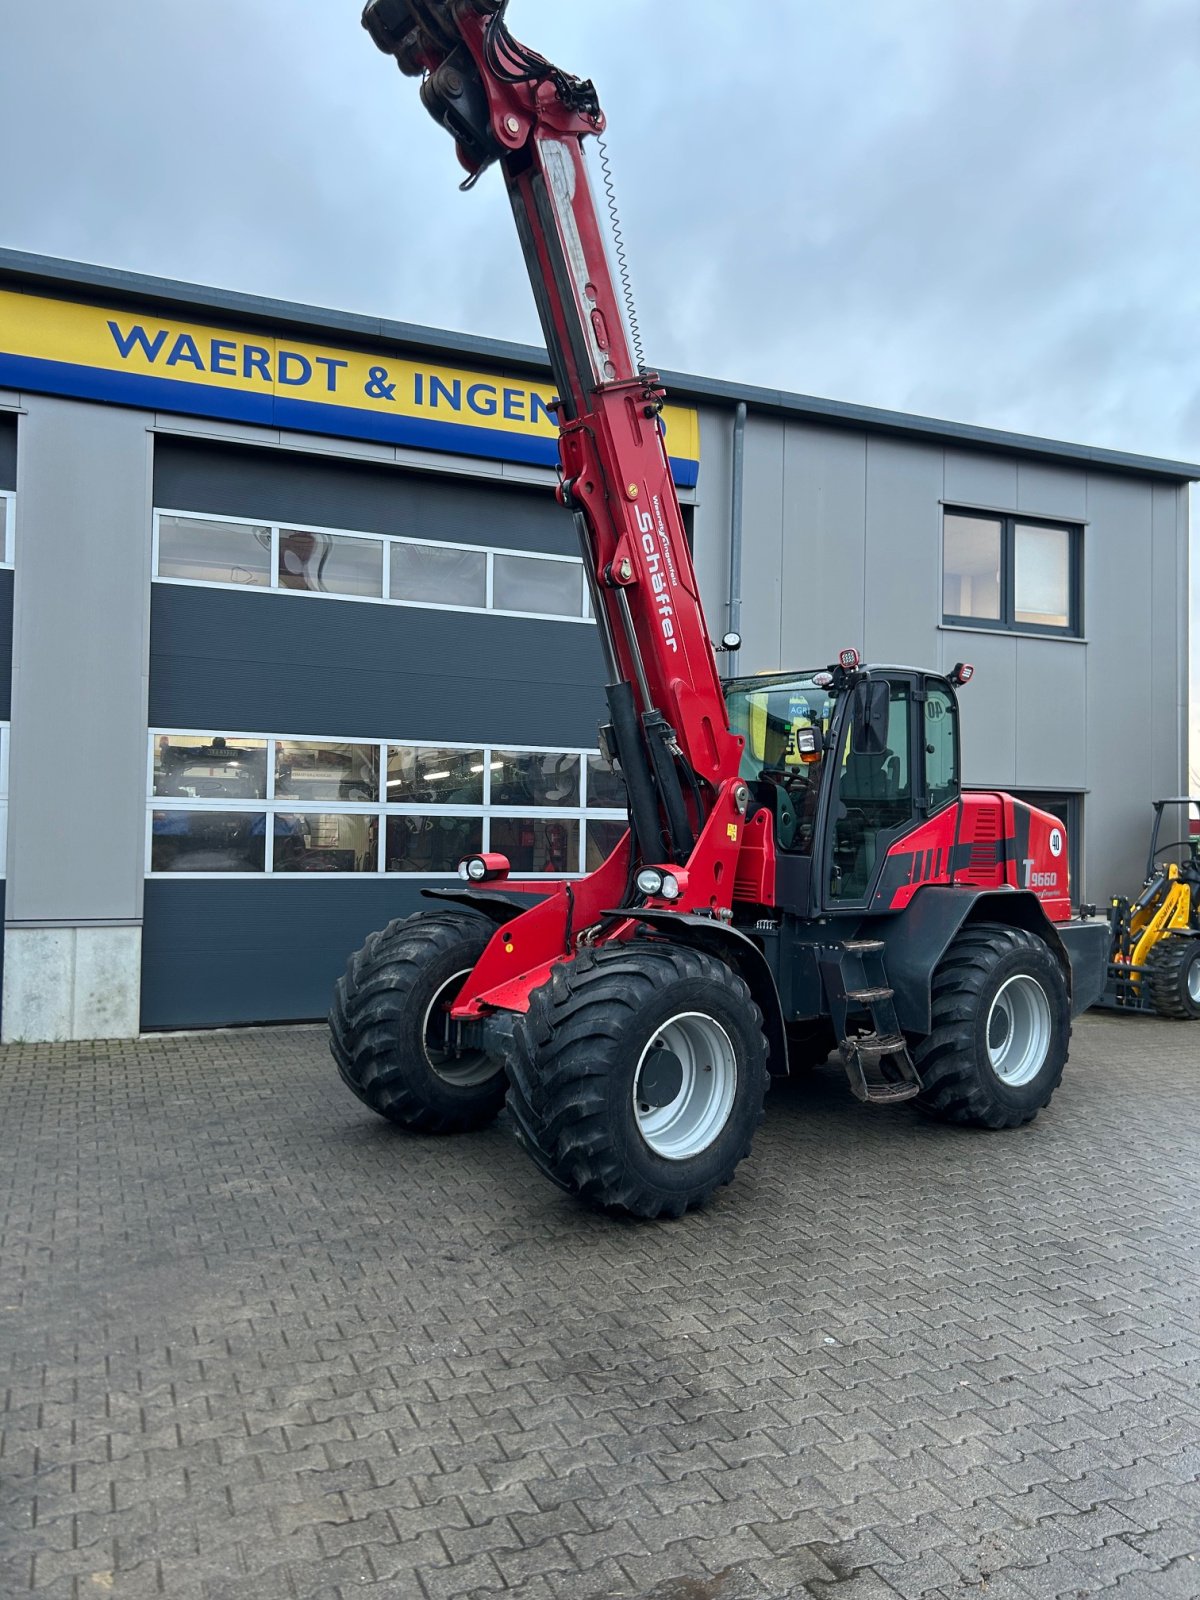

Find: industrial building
0;247;1194;1039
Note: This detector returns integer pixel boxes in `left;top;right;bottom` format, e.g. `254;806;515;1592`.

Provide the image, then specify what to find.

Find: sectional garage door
141;435;620;1028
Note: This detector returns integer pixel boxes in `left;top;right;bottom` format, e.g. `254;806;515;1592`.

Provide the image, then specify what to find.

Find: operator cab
724;661;962;913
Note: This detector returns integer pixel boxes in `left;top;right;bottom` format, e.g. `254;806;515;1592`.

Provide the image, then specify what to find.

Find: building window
147;729;627;877
943;509;1081;636
154;509;592;624
0;491;15;567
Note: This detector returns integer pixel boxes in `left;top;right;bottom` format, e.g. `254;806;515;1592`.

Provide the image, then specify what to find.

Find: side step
818;944;922;1106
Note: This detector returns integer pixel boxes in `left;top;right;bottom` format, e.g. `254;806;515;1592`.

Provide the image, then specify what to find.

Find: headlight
660;874;681;901
636;867;664;896
457;853;511;883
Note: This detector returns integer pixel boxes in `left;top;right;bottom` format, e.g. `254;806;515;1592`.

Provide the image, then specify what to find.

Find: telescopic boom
363;0;747;889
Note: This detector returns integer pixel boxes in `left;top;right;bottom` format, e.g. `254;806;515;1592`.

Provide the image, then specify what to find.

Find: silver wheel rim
986;973;1052;1087
1187;952;1200;1004
633;1012;737;1160
422;969;495;1087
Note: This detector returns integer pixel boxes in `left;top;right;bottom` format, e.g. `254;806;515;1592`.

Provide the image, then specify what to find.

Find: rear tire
1144;936;1200;1019
505;943;770;1219
329;909;506;1132
914;923;1070;1129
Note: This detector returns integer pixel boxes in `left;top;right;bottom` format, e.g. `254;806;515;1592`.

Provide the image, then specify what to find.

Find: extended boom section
364;0;745;914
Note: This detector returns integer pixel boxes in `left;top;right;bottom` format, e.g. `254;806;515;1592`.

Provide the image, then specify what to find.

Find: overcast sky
3;0;1197;460
3;0;1198;771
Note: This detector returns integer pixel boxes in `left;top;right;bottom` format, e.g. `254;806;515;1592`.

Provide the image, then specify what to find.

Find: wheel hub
633;1012;737;1161
986;973;1052;1087
422;968;496;1087
637;1044;685;1110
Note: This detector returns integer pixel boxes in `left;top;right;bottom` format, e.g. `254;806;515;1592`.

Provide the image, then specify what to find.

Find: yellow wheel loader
1102;799;1200;1019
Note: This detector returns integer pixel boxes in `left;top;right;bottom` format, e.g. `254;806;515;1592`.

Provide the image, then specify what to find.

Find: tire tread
913;923;1069;1130
505;943;768;1218
330;909;504;1133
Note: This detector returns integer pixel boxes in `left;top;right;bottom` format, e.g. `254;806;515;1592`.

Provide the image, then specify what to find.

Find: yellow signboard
0;289;700;486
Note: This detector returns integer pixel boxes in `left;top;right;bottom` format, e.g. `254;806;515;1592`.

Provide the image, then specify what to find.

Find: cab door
823;675;918;907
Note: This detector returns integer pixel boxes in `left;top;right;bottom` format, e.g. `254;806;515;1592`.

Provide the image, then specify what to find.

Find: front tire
329;910;506;1132
505;943;770;1219
1144;936;1200;1019
914;924;1070;1129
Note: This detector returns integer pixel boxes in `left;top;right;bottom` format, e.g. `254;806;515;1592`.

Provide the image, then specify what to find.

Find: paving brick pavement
0;1012;1197;1600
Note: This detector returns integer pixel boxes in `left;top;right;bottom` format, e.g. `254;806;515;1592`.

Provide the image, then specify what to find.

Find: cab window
829;680;914;901
923;682;959;812
724;674;835;855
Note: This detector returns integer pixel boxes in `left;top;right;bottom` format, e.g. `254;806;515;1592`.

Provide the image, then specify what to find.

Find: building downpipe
728;401;747;670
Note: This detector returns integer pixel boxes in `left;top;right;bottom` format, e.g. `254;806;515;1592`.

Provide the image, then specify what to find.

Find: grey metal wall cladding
0;571;13;720
0;417;15;489
152;436;577;555
141;880;435;1028
148;584;608;747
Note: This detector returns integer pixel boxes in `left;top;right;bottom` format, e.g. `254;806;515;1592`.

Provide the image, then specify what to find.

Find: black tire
786;1018;837;1073
913;923;1070;1129
1144;936;1200;1020
505;943;770;1219
329;909;506;1132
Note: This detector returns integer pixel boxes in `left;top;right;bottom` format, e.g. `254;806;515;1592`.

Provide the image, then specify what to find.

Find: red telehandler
331;0;1110;1217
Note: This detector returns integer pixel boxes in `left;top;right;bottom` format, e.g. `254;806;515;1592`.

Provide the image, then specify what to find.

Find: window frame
152;507;593;625
942;507;1082;638
0;489;16;569
0;723;9;877
146;727;626;879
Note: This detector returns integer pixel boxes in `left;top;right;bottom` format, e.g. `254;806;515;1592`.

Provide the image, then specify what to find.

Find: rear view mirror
851;681;890;755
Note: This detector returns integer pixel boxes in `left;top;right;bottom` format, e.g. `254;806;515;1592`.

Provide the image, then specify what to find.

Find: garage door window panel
492;750;580;807
275;741;380;803
492;553;583;618
273;813;378;873
158;514;272;586
0;491;13;566
387;746;485;806
151;811;267;872
490;816;579;875
153;736;268;800
390;540;487;608
278;530;383;597
586;818;628;870
386;814;483;874
586;755;627;810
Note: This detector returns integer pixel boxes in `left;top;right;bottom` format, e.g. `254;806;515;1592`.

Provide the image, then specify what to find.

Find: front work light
838;646;861;670
636;867;684;901
457;852;511;883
